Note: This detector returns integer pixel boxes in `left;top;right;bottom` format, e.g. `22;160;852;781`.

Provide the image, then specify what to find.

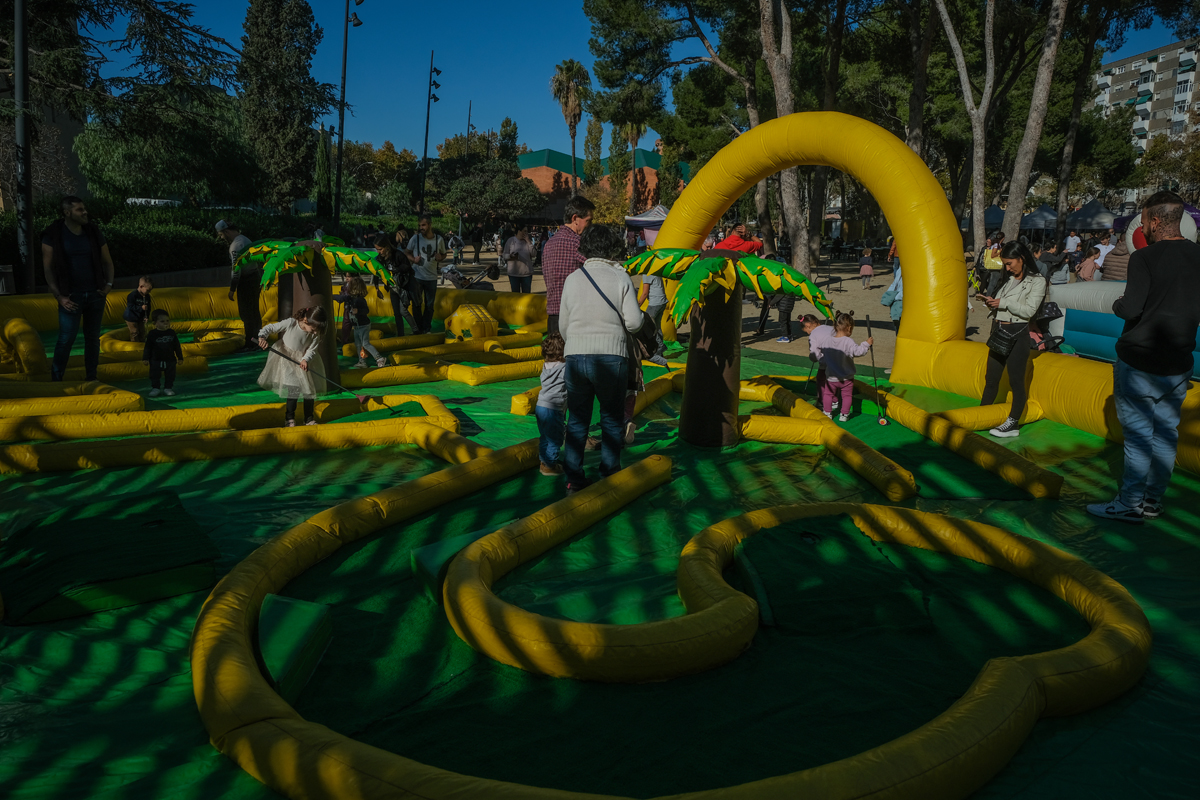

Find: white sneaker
623;419;636;445
988;417;1020;438
354;360;367;369
1086;499;1144;525
1140;498;1163;519
375;357;387;367
839;414;850;422
823;411;832;419
163;388;176;396
148;388;161;397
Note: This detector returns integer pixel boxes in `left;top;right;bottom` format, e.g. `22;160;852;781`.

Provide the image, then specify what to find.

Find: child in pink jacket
808;311;873;422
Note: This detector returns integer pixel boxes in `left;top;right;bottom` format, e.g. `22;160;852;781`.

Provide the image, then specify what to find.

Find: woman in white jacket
975;241;1047;438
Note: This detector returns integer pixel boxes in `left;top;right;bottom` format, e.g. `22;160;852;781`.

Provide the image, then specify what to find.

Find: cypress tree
583;116;604;187
315;124;332;217
238;0;329;211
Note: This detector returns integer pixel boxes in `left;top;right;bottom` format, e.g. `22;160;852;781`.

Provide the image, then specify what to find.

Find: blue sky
99;3;1182;156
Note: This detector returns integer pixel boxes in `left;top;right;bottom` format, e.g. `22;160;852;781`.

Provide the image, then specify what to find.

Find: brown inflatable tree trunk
679;258;743;447
290;259;340;388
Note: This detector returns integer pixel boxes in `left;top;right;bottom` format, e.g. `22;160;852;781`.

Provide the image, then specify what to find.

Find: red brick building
517;148;687;221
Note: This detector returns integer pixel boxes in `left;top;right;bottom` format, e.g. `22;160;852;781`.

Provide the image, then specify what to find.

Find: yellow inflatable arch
655;112;1200;474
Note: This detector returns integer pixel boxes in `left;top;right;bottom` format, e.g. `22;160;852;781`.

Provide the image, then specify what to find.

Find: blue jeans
535;404;565;465
1113;359;1190;506
413;279;438;333
52;292;107;380
563;354;628;487
508;275;532;293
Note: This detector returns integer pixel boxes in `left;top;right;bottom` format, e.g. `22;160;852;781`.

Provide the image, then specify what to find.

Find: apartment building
1094;38;1199;154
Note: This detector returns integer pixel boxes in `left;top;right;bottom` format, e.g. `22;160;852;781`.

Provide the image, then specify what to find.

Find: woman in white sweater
559;225;645;494
976;241;1047;438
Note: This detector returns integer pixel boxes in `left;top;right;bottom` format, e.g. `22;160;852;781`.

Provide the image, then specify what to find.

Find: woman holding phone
975;241;1047;439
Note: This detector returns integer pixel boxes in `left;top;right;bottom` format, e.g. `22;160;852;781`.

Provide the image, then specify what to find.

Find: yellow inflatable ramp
0;417;461;474
855;381;1063;499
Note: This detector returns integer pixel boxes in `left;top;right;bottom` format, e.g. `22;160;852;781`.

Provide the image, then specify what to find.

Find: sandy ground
449;249;993;370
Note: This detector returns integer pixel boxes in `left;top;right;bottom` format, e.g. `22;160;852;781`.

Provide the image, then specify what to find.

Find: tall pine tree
238;0;332;211
657;143;683;208
607;125;630;206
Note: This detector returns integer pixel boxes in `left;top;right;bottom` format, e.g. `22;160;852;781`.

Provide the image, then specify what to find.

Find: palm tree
549;60;591;195
622;121;647;215
625;248;831;446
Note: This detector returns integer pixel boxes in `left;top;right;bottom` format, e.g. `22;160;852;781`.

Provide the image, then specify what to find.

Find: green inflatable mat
257;594;333;704
0;491;218;625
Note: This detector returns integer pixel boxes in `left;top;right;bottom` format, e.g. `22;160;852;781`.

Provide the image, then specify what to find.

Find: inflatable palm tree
625;247;832;447
235;240;395;387
236;240;394;288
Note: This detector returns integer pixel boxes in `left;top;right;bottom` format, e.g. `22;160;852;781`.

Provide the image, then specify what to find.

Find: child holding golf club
256;306;328;427
809;310;872;422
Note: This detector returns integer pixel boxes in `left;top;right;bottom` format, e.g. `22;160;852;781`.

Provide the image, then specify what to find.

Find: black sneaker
988;417;1020;438
1086;499;1144;525
1141;498;1163;519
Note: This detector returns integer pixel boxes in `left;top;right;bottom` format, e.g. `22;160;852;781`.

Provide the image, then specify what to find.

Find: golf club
864;315;889;426
263;343;375;406
803;355;817;397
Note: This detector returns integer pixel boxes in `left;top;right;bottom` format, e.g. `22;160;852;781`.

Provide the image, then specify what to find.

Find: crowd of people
35;190;1199;519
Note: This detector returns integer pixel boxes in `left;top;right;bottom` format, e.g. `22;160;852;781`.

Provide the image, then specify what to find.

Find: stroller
441;264;494;292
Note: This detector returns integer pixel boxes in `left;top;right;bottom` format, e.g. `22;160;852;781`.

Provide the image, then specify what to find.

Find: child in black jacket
142;309;184;397
123;276;153;342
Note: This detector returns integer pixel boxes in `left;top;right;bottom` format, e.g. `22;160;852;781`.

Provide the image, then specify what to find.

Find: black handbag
986;322;1028;358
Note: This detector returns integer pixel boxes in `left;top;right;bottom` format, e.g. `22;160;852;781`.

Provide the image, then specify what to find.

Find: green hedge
1;201;460;283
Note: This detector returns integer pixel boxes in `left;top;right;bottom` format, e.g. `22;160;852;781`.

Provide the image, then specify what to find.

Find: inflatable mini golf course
0;113;1197;799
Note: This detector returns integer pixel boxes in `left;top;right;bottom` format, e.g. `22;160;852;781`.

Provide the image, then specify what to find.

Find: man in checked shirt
542;195;595;335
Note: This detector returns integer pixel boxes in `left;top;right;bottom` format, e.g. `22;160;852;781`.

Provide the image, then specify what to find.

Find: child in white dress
256;306;328;426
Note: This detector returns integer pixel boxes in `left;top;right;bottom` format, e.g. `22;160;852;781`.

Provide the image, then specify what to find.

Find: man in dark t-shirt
1088;190;1200;524
41;196;116;381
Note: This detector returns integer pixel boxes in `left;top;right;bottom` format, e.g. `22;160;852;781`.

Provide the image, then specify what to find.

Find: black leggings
286;395;315;422
756;302;792;338
980;322;1031;420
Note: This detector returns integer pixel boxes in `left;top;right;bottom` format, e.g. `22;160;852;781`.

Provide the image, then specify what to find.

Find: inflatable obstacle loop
444;456;716;684
0;491;218;625
854;381;1063;499
190;439;544;800
739;377;917;501
936;399;1047;430
0;355;209;383
624;248;832;327
241;239;393;288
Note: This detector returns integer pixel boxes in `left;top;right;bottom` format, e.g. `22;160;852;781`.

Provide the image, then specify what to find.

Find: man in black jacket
41;196;116;380
1089;190;1200;524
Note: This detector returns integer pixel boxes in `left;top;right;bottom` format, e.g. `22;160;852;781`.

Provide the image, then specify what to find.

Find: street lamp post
417;51;441;213
333;0;365;230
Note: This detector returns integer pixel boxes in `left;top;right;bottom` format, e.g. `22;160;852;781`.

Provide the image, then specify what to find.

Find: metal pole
332;0;350;229
459;100;470;241
14;0;36;294
418;50;434;213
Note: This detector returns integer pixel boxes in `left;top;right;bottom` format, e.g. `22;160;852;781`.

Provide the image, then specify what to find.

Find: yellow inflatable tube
444;455;745;684
345;331;444;356
854;381;1063;499
0;381;144;417
0;287;278;332
0;356;209;383
101;327;245;358
0;417;459;474
0;394;454;443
